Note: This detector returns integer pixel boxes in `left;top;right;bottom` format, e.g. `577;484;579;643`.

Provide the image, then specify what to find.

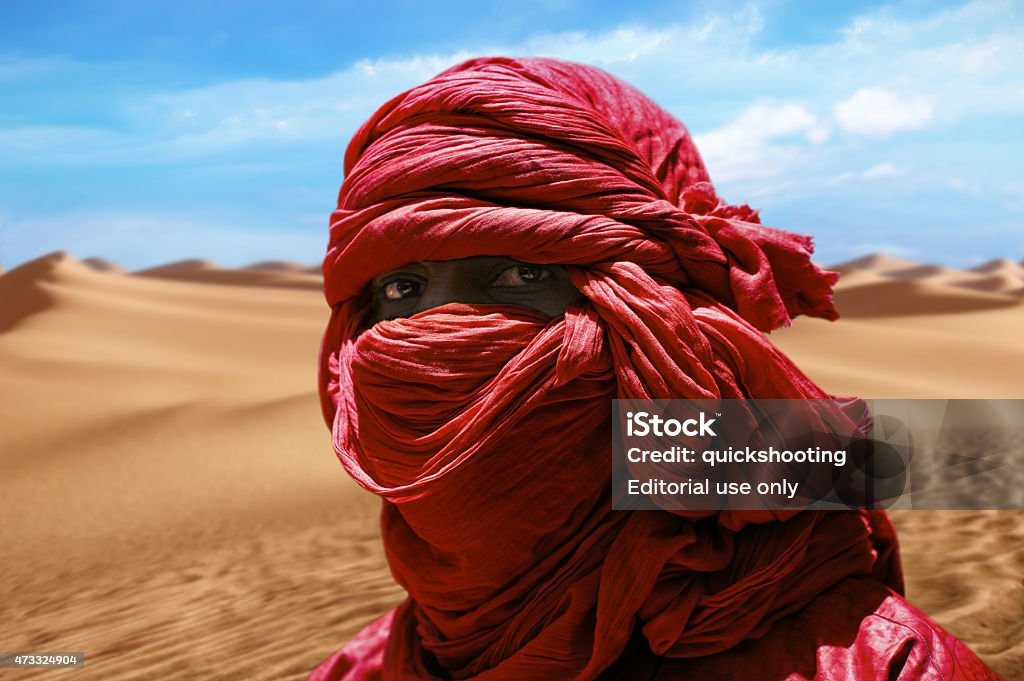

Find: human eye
378;275;424;300
490;264;553;288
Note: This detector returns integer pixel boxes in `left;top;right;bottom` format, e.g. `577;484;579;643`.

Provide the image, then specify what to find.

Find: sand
135;258;323;291
1;252;1021;680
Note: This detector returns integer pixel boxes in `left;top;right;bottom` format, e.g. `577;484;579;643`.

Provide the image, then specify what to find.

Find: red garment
314;57;1001;680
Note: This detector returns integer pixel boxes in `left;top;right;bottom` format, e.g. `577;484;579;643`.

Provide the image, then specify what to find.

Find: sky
1;0;1022;271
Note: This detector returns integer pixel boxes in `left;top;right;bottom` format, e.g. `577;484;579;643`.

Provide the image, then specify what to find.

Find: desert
1;251;1022;680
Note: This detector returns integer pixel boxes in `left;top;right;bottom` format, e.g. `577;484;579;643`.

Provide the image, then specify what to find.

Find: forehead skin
368;256;580;323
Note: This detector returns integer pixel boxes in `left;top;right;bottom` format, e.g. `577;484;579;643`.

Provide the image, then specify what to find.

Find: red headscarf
315;57;912;680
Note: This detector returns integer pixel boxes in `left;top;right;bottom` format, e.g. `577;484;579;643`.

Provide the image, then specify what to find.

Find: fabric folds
312;57;1001;681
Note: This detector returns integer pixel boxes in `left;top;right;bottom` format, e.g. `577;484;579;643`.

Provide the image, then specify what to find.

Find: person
310;57;1001;680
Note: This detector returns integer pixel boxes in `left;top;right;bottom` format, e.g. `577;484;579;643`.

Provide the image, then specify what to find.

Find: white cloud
0;125;115;154
694;102;828;182
0;55;82;83
833;88;933;138
138;56;471;155
5;3;1021;165
522;25;675;64
944;177;982;195
861;163;907;180
0;54;475;164
4;2;1024;268
824;163;909;187
0;7;773;164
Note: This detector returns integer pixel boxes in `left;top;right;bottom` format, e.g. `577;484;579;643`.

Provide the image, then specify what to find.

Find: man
311;57;1000;680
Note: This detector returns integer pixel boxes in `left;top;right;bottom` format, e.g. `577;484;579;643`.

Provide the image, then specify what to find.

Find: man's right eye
380;278;424;301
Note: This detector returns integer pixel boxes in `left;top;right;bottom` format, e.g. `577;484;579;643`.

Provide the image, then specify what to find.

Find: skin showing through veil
368;256;580;323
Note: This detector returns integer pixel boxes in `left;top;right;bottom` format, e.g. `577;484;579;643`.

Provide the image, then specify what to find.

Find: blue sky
1;0;1022;270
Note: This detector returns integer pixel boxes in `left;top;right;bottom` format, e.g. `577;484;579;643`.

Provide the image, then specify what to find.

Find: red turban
312;57;1001;680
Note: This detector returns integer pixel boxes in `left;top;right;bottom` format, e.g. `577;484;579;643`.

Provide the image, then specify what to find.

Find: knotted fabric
314;57;918;680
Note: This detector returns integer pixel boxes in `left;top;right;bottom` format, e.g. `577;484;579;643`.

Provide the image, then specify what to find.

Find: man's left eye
491;265;552;288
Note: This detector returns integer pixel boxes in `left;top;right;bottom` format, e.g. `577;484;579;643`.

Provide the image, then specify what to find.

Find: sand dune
956;259;1024;295
135;257;323;290
0;251;66;333
832;279;1022;317
949;273;1024;294
242;260;319;274
1;251;1021;680
831;252;1024;314
972;258;1024;276
82;257;127;273
883;263;965;281
831;253;921;274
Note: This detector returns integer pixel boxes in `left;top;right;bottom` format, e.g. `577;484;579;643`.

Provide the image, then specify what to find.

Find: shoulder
654;577;1002;681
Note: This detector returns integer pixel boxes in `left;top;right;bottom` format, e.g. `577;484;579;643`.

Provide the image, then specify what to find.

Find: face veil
315;57;902;680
